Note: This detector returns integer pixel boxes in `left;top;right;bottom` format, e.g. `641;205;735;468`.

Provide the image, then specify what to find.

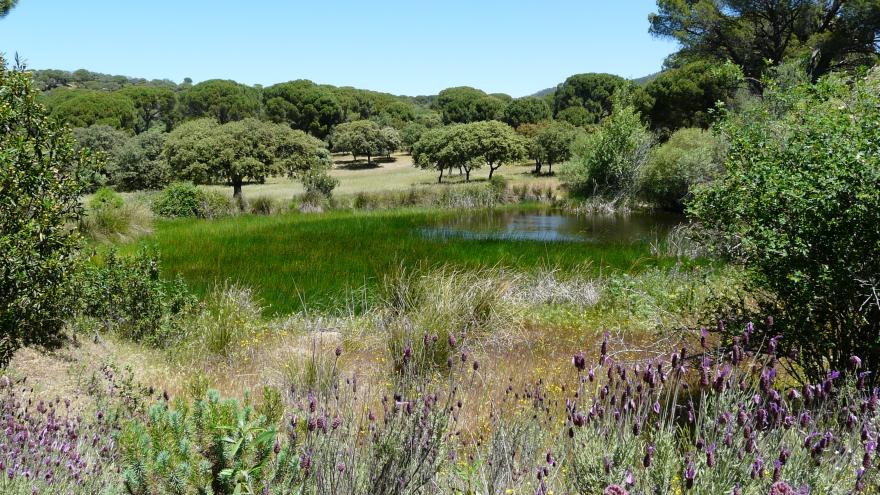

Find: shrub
0;58;96;365
119;390;298;495
689;69;880;381
249;195;278;215
79;187;154;243
199;189;238;219
79;248;195;346
639;128;726;211
111;128;171;191
563;92;653;198
151;181;203;218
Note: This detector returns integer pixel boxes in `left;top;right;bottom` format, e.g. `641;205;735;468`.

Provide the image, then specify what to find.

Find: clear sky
1;1;678;97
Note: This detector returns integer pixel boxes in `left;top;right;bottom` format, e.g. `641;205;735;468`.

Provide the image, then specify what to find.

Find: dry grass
199;153;559;202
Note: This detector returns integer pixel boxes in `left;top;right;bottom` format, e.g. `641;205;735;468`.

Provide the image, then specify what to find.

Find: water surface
420;208;683;244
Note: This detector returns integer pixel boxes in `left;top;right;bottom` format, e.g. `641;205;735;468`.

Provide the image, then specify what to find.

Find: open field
199;152;559;201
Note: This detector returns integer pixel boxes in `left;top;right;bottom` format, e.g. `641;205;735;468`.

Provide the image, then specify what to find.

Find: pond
420;208;684;244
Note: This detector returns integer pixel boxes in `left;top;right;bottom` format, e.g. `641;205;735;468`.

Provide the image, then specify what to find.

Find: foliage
44;88;138;130
649;0;880;80
435;86;506;124
400;122;427;151
0;59;95;366
639;127;726;211
553;73;630;125
263;80;344;138
116;85;176;133
502;96;552;128
331;120;399;164
532;120;581;175
689;69;880;381
151;181;205;218
165;117;334;198
80;191;153;243
72;124;129;189
637;60;743;134
178;79;262;124
563;93;653;198
119;390;293;495
112;128;170;191
78;248;195;346
412;121;526;182
0;0;17;17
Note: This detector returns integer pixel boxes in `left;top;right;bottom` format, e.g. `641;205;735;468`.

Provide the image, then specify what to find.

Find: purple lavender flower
572;352;587;372
603;484;628;495
769;481;798;495
684;460;696;489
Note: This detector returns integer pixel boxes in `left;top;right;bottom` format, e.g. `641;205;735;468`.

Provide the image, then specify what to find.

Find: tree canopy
435;87;506;124
649;0;880;80
178;79;262;124
532;120;581;175
412;120;526;182
637;60;743;134
165;117;333;198
553;73;630;125
330;120;400;164
117;85;177;133
502;97;552;128
263;80;344;138
44;89;138;130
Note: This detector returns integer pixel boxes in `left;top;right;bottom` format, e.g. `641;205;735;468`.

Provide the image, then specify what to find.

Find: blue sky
1;1;678;97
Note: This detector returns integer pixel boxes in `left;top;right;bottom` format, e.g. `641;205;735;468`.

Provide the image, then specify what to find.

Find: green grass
135;207;681;315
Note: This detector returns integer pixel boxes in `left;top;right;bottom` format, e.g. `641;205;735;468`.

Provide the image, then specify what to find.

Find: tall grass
135;208;682;314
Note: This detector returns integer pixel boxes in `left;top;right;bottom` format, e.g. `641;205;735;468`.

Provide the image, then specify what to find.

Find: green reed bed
133;207;684;315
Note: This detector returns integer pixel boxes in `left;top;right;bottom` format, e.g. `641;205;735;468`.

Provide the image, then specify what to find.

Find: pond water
420;208;684;244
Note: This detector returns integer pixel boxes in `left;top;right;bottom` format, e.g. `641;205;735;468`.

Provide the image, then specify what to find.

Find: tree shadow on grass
334;155;397;170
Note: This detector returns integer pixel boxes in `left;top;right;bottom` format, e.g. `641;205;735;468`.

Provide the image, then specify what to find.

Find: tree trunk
367;152;372;165
438;167;444;183
548;162;553;175
534;159;542;175
489;164;499;179
465;168;471;182
232;178;243;200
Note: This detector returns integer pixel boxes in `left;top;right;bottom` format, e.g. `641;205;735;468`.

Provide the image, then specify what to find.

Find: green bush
82;187;129;236
562;92;653;198
112;128;171;191
200;190;238;219
249;195;278;215
152;181;204;218
0;58;96;365
79;248;195;346
690;69;880;380
639;128;726;211
119;390;299;495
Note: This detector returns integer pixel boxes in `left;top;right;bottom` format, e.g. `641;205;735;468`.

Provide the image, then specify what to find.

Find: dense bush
563;92;653;199
79;248;195;346
0;59;96;365
690;69;880;381
112;128;171;191
151;181;205;218
639;128;726;211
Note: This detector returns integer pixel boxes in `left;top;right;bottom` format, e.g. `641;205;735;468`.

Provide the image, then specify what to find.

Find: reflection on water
419;208;683;244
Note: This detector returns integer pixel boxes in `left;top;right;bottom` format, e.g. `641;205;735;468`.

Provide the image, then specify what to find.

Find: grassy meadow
198;152;559;201
135;205;684;314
